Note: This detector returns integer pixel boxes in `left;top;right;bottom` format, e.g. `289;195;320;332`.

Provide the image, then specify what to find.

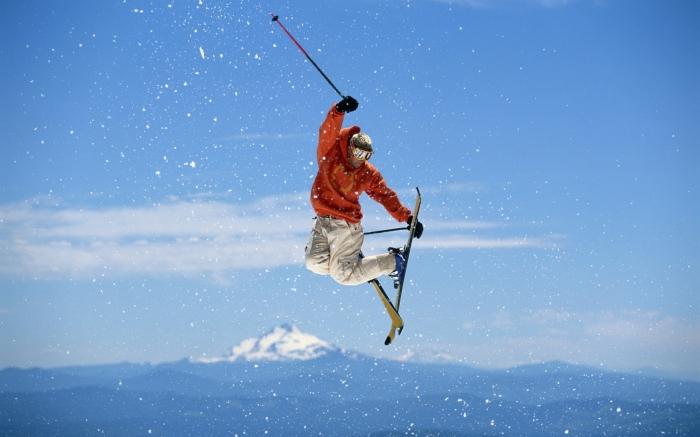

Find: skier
305;96;424;286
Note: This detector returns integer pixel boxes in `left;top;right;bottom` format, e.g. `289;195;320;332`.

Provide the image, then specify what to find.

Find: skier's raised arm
317;96;358;161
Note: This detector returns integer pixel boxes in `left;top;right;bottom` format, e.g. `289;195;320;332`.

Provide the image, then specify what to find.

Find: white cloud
423;235;559;249
452;308;700;379
0;190;558;279
425;220;502;231
0;193;310;278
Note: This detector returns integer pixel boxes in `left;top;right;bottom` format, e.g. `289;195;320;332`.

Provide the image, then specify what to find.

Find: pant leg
327;219;396;286
305;218;330;275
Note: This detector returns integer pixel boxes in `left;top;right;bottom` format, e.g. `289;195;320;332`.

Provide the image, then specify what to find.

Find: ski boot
388;247;407;289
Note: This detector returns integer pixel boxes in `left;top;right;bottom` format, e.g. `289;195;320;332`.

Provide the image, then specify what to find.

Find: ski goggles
351;146;373;161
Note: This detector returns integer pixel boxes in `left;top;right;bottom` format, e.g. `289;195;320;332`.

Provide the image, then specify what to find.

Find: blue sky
1;0;699;380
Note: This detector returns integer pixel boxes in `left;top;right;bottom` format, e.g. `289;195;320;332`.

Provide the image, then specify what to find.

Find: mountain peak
195;324;340;363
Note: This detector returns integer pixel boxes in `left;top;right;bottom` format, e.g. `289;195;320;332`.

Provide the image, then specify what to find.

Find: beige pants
305;216;396;286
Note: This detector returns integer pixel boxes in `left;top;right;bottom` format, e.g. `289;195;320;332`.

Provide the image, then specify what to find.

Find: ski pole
270;13;346;99
364;226;410;236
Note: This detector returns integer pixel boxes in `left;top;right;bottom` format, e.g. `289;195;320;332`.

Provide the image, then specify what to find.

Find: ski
369;278;404;345
384;187;422;345
360;250;404;343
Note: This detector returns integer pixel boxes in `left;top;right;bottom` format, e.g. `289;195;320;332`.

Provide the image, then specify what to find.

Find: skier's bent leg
329;252;395;286
324;218;396;285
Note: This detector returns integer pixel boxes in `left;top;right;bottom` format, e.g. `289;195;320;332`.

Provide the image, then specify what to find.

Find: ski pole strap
271;13;345;99
364;226;410;236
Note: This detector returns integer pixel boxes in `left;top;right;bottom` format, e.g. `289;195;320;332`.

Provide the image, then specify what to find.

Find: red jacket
310;104;411;224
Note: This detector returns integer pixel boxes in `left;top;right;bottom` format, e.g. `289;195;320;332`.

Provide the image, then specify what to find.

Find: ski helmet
350;132;373;160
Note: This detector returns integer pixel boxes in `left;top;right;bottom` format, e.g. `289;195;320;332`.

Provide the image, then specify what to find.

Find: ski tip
384;336;392;346
398;325;404;335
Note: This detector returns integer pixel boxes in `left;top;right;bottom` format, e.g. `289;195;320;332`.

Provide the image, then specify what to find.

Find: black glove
407;215;423;239
335;96;358;113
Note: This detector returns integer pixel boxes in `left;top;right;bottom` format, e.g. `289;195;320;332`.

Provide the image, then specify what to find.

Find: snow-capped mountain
195;323;341;363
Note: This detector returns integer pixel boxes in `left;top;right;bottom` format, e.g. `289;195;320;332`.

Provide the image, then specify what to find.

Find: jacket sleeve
317;104;344;162
365;169;412;223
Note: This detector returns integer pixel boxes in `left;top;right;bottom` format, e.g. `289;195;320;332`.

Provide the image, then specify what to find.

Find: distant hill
2;325;699;436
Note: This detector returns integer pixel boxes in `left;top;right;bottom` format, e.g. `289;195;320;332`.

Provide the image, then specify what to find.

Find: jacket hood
339;125;362;168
